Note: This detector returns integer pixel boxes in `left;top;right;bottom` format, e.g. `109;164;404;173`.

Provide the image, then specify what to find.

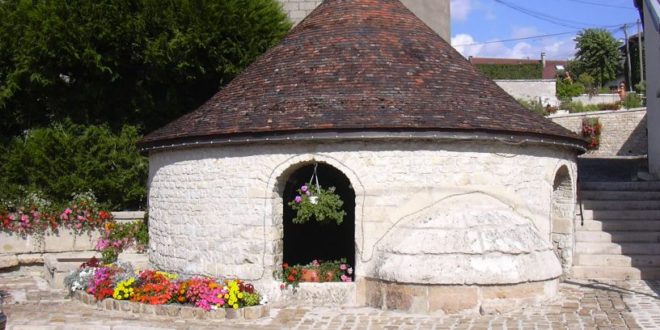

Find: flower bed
0;192;113;238
280;259;353;288
582;117;602;150
65;258;268;319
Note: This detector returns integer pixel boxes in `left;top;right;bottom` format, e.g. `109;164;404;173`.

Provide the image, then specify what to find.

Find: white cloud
451;33;483;57
511;26;540;39
451;31;577;60
451;0;473;21
452;0;497;22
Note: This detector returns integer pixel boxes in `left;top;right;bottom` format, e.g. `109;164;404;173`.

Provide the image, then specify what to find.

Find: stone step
580;181;660;191
575;242;660;255
580;190;660;201
577;220;660;232
574;254;660;267
571;266;660;280
575;231;660;243
581;200;660;211
579;209;660;220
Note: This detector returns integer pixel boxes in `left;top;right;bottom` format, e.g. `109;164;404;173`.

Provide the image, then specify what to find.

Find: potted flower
280;259;353;288
288;183;346;225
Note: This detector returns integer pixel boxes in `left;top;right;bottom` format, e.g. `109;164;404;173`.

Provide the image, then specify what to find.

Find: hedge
474;63;542;80
0;122;147;210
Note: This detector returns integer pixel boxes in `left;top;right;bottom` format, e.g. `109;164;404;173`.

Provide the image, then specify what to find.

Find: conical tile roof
141;0;583;150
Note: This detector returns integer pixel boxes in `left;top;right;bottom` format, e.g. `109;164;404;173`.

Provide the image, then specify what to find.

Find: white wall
147;140;577;289
572;94;621;106
494;79;558;106
645;1;660;176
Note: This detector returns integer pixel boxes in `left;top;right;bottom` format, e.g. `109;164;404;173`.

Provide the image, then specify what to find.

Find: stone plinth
72;291;270;320
274;282;357;307
364;278;558;314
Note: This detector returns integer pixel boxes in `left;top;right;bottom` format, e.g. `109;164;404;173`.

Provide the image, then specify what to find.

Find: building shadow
564;279;659;300
617;113;648;156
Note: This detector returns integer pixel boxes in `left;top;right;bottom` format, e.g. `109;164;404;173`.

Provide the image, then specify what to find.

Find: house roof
141;0;583;151
468;57;569;80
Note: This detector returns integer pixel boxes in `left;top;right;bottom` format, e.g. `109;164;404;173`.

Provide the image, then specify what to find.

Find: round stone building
140;0;585;314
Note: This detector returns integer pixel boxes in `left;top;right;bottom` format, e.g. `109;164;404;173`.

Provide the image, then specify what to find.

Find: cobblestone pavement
1;271;658;330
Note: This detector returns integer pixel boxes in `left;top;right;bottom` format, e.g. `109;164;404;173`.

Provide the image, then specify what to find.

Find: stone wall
494;79;558;106
277;0;451;42
548;108;647;157
0;211;144;269
572;94;620;106
147;140;577;300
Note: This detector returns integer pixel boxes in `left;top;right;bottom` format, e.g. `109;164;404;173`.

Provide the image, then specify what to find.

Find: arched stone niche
276;162;356;273
550;165;575;276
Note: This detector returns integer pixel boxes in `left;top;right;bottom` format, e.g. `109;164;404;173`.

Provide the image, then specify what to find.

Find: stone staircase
572;181;660;280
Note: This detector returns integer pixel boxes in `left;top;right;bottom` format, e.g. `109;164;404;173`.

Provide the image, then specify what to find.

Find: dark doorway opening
283;163;355;272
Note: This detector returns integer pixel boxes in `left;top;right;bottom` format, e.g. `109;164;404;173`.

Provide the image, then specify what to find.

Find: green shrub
556;79;585;98
559;100;599;113
597;102;621;111
475;63;542;79
622;93;642;109
635;81;646;95
0;121;147;210
516;99;546;116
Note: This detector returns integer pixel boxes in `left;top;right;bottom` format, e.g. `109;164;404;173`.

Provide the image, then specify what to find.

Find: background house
645;0;659;177
469;54;568;106
636;0;660;176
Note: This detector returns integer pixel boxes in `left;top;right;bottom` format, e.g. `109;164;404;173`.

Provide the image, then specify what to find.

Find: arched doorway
551;165;574;275
282;163;356;273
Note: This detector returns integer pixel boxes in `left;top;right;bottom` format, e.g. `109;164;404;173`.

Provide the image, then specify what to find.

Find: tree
0;121;148;210
0;0;291;139
573;28;622;87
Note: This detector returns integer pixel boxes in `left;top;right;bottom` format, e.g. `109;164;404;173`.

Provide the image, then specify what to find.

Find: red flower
287;275;295;282
282;263;289;270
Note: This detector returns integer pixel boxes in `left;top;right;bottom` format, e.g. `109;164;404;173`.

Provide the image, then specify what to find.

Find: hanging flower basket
287;165;346;225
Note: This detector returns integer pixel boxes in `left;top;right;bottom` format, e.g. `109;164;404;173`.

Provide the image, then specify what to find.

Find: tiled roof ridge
141;0;584;150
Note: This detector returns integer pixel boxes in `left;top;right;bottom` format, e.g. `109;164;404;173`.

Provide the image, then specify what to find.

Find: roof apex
141;0;583;151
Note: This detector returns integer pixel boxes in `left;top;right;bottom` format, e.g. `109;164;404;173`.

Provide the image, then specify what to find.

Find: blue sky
450;0;642;60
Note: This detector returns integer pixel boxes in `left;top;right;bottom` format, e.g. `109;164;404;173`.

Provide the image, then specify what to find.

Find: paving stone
2;274;660;329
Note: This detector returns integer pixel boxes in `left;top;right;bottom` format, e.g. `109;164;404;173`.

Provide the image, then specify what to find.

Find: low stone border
72;291;269;320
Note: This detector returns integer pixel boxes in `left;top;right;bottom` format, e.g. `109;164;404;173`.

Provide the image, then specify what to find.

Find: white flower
259;295;269;305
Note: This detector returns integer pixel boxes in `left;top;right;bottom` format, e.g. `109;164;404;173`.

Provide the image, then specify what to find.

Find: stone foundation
72;291;270;320
363;278;559;315
274;282;357;307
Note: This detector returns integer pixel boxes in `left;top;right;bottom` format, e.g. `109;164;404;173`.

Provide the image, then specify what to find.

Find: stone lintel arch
265;153;366;271
549;163;576;276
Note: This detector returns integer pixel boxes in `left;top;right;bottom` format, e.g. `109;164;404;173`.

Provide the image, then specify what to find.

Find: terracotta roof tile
141;0;583;148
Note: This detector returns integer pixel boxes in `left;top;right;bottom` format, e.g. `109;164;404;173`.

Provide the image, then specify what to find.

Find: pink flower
64;208;73;215
20;214;29;224
301;185;308;192
341;274;351;282
294;196;302;203
305;190;311;196
280;283;286;290
96;239;109;250
340;264;347;271
311;260;320;267
77;215;85;221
